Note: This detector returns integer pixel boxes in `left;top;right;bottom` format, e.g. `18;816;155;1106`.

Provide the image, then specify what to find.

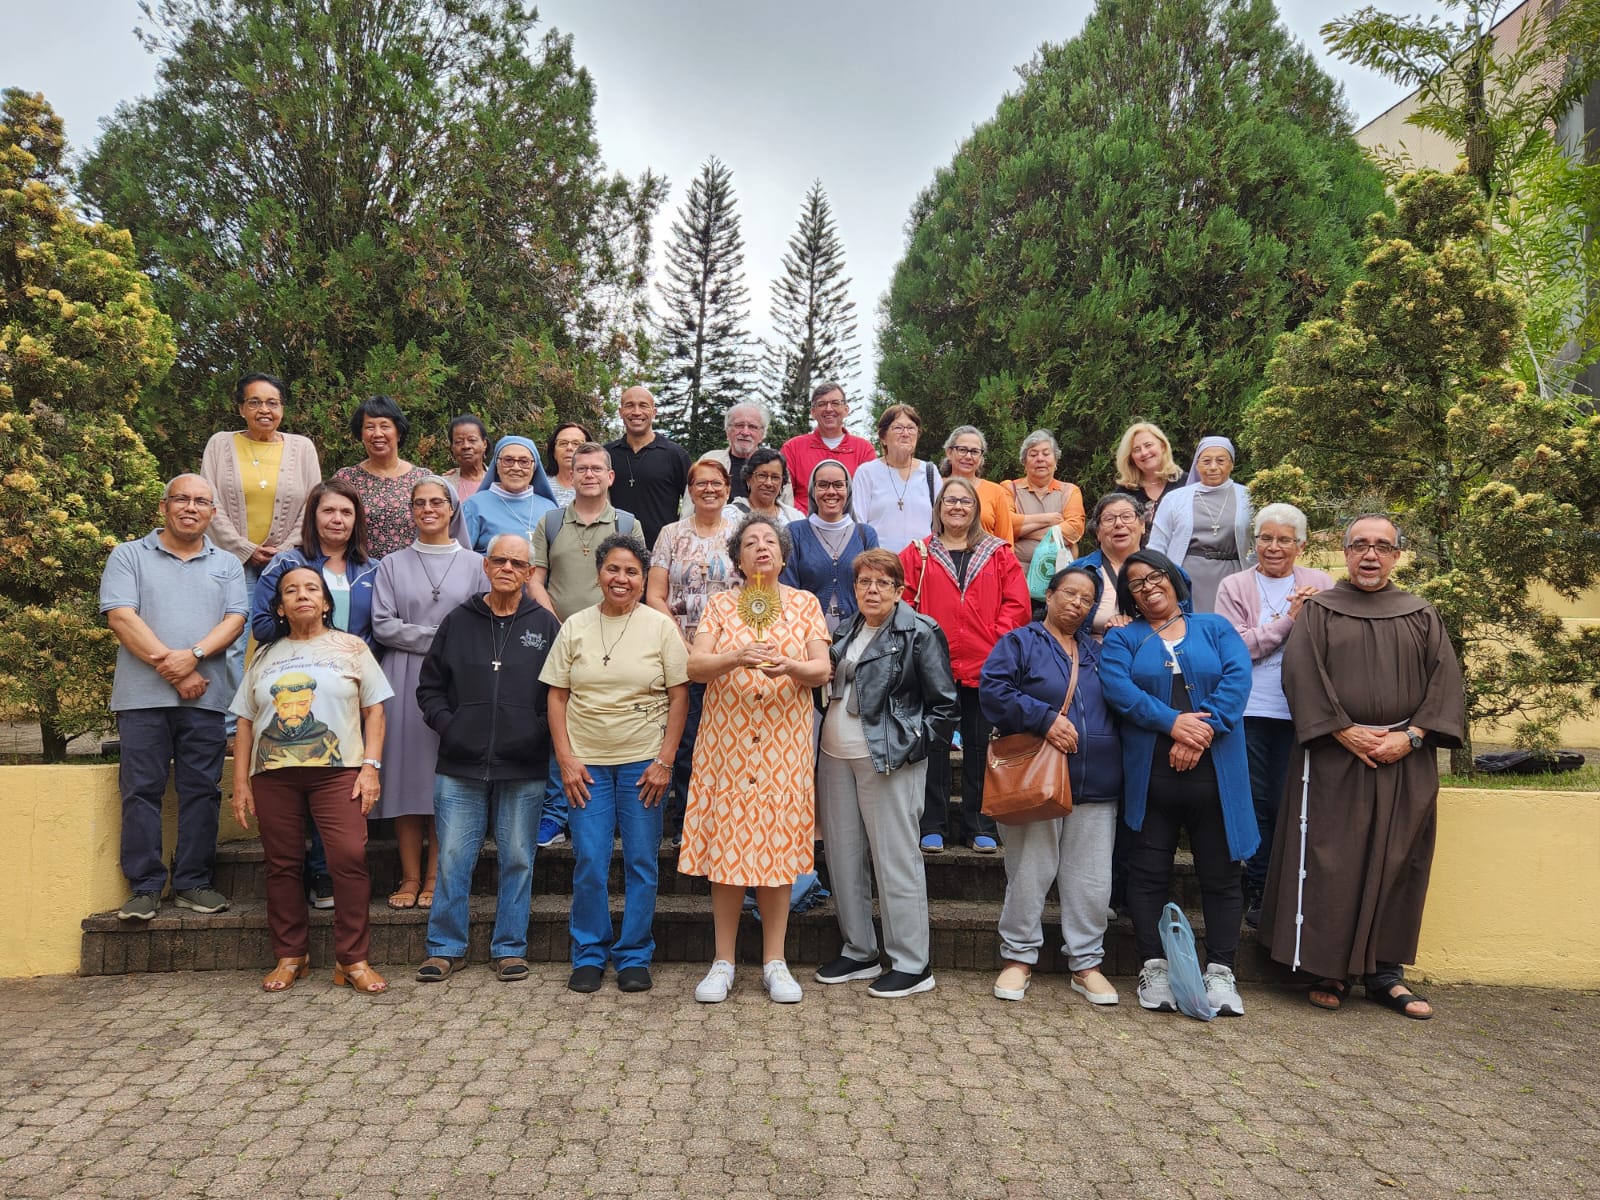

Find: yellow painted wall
0;764;249;978
1415;788;1600;988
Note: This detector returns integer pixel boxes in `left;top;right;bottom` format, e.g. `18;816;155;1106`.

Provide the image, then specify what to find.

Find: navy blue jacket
252;549;380;649
979;622;1122;805
781;520;880;625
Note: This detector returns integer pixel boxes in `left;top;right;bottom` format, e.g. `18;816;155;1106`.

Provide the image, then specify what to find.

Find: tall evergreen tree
876;0;1387;484
1245;172;1600;767
0;91;173;760
763;180;859;439
78;0;663;475
655;157;755;456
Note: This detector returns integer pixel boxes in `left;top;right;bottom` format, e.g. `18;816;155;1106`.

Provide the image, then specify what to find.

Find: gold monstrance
736;571;781;666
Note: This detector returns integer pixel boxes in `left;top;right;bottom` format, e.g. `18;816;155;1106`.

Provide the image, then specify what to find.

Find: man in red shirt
780;382;877;515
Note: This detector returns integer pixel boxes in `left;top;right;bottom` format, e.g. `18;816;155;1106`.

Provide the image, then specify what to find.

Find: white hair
1018;429;1060;464
1253;503;1308;542
725;402;770;436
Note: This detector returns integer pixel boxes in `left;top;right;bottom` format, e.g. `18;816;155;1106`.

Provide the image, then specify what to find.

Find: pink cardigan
1213;564;1334;661
200;430;322;563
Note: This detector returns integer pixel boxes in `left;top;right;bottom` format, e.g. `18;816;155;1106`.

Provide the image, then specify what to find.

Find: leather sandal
1369;982;1432;1020
1308;978;1349;1011
333;960;388;993
415;956;460;983
262;956;310;992
387;879;421;909
416;876;436;909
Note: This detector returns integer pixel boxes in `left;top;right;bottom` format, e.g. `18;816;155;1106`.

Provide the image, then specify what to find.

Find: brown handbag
981;651;1078;825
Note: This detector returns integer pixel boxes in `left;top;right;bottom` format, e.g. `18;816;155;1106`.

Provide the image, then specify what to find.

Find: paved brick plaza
2;968;1596;1198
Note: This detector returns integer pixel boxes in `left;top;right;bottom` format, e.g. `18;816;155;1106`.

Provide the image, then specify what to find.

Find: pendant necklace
1194;491;1226;536
239;433;275;491
888;459;916;511
598;606;637;666
1256;573;1290;620
508;490;540;543
489;614;515;672
416;550;457;603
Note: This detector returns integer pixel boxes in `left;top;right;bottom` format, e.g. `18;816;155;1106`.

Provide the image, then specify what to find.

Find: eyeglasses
941;497;975;509
1126;572;1169;594
1256;534;1300;548
886;423;919;434
690;479;727;490
855;578;898;592
729;421;764;432
486;555;531;570
948;446;983;457
813;400;847;410
1101;511;1140;526
164;495;215;509
498;456;535;469
814;481;848;492
749;472;784;485
411;497;451;510
241;398;283;410
572;465;607;476
1347;540;1400;557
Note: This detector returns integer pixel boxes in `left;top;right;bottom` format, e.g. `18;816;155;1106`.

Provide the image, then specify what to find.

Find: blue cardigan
1100;610;1258;861
979;622;1122;804
780;520;879;623
252;549;380;650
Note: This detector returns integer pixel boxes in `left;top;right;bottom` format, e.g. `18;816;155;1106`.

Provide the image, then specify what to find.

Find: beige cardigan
200;430;322;563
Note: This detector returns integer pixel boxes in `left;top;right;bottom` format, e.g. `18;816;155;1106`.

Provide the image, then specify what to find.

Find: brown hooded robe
1258;581;1465;980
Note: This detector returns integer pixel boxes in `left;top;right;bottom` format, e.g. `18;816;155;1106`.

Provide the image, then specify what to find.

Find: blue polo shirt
99;531;249;713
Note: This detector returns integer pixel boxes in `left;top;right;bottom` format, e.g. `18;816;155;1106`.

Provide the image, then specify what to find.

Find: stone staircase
81;832;1280;980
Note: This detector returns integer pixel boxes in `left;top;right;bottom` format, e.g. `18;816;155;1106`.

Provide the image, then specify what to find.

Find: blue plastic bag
1159;902;1217;1021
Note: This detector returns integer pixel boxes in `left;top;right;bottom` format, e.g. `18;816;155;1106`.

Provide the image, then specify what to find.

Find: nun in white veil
1146;435;1254;613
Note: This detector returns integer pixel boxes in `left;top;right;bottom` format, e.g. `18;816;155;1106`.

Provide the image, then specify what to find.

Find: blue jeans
543;760;569;834
568;759;663;970
1243;716;1297;891
426;774;543;960
116;707;226;893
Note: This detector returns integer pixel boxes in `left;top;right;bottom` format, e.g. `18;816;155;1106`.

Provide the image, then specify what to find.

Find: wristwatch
362;758;383;770
190;645;207;660
1405;729;1424;751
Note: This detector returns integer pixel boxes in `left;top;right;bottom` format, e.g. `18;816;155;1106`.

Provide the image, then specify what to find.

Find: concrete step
211;837;1207;909
80;893;1280;983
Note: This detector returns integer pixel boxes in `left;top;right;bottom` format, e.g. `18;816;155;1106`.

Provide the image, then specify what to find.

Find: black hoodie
416;593;562;781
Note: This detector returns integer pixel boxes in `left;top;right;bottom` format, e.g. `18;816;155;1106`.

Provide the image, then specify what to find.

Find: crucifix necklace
416;551;457;602
888;460;916;511
598;607;636;665
1193;492;1227;536
489;615;515;671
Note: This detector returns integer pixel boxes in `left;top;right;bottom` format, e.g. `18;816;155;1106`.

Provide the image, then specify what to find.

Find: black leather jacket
828;601;959;774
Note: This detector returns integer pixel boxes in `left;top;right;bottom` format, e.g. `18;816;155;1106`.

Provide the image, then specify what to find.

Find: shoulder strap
925;462;938;506
1060;648;1080;716
616;510;636;536
541;507;564;549
910;538;930;611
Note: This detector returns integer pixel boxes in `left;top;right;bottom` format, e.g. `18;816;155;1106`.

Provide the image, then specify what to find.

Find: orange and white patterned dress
677;584;829;886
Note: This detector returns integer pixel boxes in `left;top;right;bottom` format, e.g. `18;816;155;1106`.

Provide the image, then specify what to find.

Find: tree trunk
40;720;69;764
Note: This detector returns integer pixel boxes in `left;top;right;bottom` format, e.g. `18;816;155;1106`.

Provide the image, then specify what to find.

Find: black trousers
1127;755;1243;967
921;684;996;842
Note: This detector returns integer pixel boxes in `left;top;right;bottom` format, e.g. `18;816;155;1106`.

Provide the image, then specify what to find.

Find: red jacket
899;535;1031;687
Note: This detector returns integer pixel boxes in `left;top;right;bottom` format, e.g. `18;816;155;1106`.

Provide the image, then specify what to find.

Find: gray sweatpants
996;802;1116;971
817;752;930;973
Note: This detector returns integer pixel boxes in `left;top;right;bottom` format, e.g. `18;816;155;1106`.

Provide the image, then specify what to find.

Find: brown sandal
262;956;310;992
416;877;436;909
333;960;388;993
387;879;421;909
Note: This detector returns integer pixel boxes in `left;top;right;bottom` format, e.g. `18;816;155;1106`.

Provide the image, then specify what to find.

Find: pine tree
763;181;860;439
1244;171;1600;768
655;157;755;456
0;91;173;760
876;0;1386;484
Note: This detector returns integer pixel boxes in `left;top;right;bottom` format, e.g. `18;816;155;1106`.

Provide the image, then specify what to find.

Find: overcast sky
3;1;1448;394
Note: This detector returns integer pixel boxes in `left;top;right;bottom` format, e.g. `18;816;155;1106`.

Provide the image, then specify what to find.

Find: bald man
100;475;249;921
604;386;691;550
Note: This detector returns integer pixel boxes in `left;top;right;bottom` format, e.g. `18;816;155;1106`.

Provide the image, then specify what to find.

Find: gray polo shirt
99;530;249;713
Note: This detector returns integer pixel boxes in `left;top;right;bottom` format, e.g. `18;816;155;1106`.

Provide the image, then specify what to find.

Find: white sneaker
1137;957;1176;1012
694;960;734;1003
762;959;803;1004
1204;962;1244;1016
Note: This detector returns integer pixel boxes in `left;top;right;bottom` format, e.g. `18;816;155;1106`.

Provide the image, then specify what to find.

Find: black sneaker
308;873;335;910
567;965;604;993
173;886;229;914
868;967;936;998
814;954;883;985
616;966;653;993
117;892;160;921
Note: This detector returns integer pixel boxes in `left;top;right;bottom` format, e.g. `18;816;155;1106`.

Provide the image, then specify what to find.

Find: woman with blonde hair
1112;422;1185;519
